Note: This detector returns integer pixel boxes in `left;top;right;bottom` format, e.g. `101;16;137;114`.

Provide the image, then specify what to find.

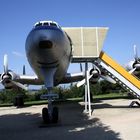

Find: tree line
0;80;125;104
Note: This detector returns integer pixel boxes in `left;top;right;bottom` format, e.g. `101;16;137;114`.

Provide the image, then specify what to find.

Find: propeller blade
129;68;136;74
4;54;8;74
11;81;28;90
0;79;3;83
134;45;138;61
100;75;116;84
80;63;83;72
23;65;26;75
77;79;85;87
77;74;92;87
0;74;2;83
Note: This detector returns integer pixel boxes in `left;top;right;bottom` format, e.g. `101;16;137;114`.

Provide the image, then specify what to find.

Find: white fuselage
25;23;72;86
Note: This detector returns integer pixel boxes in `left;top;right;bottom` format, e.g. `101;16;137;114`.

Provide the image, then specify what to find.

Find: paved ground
0;99;140;140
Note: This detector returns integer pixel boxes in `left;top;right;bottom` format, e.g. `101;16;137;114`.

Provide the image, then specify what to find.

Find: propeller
77;62;117;87
0;54;28;90
77;74;93;87
77;64;100;87
11;81;28;90
129;67;136;74
128;45;140;73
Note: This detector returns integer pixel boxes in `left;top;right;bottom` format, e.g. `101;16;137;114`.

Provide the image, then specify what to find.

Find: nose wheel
52;107;59;123
42;107;50;123
42;106;59;123
41;92;59;124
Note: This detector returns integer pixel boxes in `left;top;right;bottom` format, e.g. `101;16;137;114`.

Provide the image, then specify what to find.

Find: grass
94;92;129;100
0;92;132;107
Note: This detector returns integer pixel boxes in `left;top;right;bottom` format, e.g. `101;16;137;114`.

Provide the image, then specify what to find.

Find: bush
0;80;126;104
0;89;25;103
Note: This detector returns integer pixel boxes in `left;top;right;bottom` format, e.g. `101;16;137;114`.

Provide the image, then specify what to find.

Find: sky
0;0;140;88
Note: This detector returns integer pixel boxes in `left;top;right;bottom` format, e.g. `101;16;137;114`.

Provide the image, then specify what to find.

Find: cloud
12;51;25;57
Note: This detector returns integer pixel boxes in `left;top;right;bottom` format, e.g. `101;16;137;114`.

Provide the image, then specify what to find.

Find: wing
60;72;84;84
60;68;116;86
16;75;43;85
0;73;43;90
0;54;44;90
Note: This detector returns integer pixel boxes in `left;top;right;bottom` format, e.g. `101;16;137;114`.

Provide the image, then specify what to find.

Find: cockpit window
35;22;42;27
43;22;49;26
50;23;57;27
34;21;61;29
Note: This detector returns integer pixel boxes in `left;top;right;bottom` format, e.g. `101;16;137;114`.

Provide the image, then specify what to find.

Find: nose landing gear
42;106;58;123
41;91;59;124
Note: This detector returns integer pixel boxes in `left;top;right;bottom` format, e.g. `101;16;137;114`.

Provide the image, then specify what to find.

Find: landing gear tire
42;107;59;124
13;96;24;107
42;107;50;123
52;107;59;123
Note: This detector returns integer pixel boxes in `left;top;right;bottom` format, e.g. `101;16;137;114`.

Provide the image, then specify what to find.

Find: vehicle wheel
42;107;50;123
13;96;24;107
52;107;59;123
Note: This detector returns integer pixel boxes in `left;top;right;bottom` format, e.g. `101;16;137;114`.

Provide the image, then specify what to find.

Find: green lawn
94;92;129;99
0;92;132;107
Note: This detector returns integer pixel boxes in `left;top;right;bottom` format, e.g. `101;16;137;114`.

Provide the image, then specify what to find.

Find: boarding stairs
96;51;140;99
65;27;140;116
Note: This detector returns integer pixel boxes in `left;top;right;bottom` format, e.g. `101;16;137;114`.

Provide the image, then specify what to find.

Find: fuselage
25;21;73;86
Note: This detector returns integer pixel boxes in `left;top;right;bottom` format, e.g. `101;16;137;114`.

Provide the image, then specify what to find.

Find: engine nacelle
125;60;134;71
124;60;140;79
89;68;100;84
133;63;140;70
0;70;18;89
126;60;140;71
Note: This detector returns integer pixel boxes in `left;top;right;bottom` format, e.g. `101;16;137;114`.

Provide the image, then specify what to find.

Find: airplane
0;20;115;124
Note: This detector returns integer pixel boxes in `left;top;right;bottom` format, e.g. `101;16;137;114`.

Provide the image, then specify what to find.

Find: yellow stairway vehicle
98;51;140;98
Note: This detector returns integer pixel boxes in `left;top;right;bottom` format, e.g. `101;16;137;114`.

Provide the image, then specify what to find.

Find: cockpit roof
34;21;60;28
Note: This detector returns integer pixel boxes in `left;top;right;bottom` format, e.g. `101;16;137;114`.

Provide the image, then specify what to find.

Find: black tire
13;97;17;106
42;107;50;123
52;107;59;123
13;96;24;107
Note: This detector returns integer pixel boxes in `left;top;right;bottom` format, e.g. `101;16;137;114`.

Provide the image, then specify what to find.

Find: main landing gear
40;90;59;124
13;95;24;108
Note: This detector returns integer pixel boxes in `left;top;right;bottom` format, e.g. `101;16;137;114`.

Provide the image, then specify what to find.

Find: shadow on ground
0;102;121;140
92;99;140;109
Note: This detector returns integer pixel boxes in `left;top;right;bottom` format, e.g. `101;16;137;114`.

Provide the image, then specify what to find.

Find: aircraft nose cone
39;40;53;49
